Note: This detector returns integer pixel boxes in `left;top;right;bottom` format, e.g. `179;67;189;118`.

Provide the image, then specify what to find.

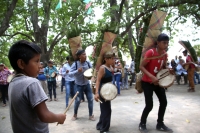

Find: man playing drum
139;33;173;133
44;60;59;101
68;49;95;121
94;51;116;133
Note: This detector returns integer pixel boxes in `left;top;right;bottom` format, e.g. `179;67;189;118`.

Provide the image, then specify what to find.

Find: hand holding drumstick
56;92;79;126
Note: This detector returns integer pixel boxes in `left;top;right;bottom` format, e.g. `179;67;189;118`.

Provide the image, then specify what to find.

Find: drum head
100;83;117;101
84;68;93;79
51;72;57;78
156;69;175;88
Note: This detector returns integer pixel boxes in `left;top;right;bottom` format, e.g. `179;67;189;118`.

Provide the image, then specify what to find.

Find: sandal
48;99;52;102
71;116;77;121
2;104;6;107
54;98;57;101
89;115;95;121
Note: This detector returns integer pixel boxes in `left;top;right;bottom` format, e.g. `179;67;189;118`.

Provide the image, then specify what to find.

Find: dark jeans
0;84;9;104
47;80;57;99
140;81;167;125
61;77;65;92
96;94;111;132
129;72;135;86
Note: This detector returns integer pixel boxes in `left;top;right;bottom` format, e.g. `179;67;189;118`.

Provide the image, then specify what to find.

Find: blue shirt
62;63;74;81
44;66;58;81
69;61;92;85
176;64;187;75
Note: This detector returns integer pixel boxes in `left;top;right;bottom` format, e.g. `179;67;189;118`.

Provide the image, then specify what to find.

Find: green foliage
1;0;200;68
66;25;82;39
193;44;200;56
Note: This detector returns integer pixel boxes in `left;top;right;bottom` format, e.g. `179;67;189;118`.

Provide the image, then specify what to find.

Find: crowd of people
168;52;200;92
0;34;200;133
0;40;136;133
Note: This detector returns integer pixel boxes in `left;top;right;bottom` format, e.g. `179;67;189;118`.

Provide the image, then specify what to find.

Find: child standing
8;40;66;133
94;51;115;133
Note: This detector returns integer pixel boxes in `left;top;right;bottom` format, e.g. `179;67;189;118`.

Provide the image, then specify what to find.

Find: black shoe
156;124;173;132
100;130;108;133
139;123;148;133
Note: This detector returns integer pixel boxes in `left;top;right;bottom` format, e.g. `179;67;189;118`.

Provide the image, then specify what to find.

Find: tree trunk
125;1;134;60
29;0;51;63
0;0;18;36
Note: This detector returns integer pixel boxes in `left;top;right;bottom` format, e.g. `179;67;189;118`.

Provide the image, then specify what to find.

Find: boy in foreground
8;40;66;133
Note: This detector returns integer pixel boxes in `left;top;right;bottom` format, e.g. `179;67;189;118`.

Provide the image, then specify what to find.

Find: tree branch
0;0;18;36
49;32;65;54
8;32;35;42
120;0;200;37
118;0;126;23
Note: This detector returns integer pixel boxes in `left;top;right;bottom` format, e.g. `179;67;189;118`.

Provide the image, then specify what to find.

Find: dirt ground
0;81;200;133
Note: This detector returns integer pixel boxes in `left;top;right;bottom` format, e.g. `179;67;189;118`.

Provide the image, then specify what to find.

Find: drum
51;72;57;78
100;83;117;101
7;74;14;83
156;69;175;88
83;68;93;80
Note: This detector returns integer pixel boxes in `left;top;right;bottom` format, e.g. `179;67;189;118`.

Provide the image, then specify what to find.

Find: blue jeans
65;81;75;107
114;74;121;94
47;80;57;99
74;83;93;116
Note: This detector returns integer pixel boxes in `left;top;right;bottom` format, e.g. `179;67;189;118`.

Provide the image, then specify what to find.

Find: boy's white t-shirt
8;75;49;133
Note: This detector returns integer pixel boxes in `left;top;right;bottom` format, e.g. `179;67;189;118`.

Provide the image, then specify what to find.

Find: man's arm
68;62;79;76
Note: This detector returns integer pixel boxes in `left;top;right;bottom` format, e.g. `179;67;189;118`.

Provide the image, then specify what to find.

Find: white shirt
62;63;74;81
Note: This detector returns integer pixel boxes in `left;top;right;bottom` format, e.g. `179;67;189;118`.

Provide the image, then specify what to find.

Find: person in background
129;59;135;87
174;55;179;64
8;40;66;132
44;61;59;101
182;50;195;92
113;59;122;95
59;64;65;94
170;59;177;71
122;61;129;90
38;62;48;94
193;71;200;84
0;63;11;107
175;59;187;85
62;56;75;108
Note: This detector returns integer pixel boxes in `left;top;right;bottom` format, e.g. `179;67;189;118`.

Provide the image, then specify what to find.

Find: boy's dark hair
182;49;188;54
157;33;169;41
8;40;42;72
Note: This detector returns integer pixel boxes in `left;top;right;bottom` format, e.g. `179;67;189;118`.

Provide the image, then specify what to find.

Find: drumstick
56;91;79;126
98;99;103;103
